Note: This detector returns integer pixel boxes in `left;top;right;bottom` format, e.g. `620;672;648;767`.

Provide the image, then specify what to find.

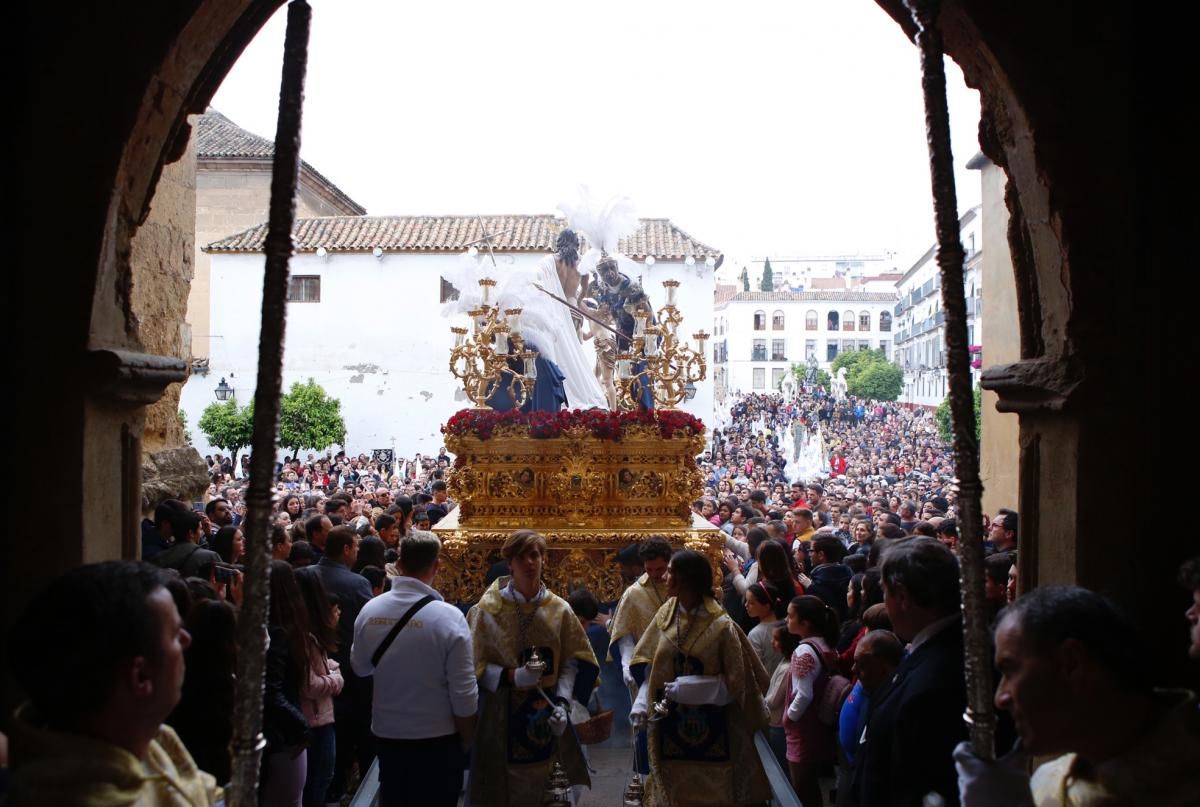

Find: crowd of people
3;389;1198;806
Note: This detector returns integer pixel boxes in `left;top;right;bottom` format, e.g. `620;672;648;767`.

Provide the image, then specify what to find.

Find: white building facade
711;291;898;402
717;254;898;292
180;215;720;459
893;206;983;407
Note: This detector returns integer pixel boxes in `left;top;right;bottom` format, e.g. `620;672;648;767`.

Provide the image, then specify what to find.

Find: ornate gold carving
612;280;710;411
440;418;717;600
448;287;538;410
488;470;525;499
434;526;724;602
445;428;705;531
625;470;665;498
437;543;493;604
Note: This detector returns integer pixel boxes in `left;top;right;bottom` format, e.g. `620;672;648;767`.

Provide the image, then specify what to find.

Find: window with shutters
287;275;321;302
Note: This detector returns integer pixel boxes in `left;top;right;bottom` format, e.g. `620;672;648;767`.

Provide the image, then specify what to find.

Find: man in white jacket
352;531;478;807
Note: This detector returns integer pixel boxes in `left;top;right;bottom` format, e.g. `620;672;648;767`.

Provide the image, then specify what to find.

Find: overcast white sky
211;0;981;273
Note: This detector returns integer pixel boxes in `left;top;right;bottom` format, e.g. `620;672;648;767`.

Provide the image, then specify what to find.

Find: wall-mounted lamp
645;256;656;267
316;246;328;258
214;377;235;401
373;247;384;259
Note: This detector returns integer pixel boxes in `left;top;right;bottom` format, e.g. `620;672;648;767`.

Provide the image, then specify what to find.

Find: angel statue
832;366;849;401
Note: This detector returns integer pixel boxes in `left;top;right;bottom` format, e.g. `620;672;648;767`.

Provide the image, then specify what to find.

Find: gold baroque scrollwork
488;470;524;499
544;549;599;597
431;527;724;602
439;544;493;603
627;471;665;499
439;422;714;599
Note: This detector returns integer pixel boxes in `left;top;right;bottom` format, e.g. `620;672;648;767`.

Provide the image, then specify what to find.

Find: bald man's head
854;629;904;693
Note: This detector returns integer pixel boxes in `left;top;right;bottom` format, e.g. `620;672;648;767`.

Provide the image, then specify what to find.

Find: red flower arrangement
442;408;705;442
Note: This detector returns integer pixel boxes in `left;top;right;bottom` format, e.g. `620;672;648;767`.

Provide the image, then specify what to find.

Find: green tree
760;258;774;291
830;348;904;401
935;385;983;443
740;266;750;292
279;378;347;458
831;348;886;386
197;399;254;466
851;361;904;401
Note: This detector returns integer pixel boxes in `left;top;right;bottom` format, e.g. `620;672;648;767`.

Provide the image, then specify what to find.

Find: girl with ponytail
744;580;787;672
782;595;841;806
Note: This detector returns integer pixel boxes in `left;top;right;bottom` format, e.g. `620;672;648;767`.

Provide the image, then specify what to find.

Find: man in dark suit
852;537;966;807
298;526;374;801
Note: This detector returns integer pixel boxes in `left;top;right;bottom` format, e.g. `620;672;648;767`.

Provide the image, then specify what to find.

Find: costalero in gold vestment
466;577;599;807
631;597;771;807
608;572;669;665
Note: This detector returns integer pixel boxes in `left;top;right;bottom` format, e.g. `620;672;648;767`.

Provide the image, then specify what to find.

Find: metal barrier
348;758;380;807
755;732;804;807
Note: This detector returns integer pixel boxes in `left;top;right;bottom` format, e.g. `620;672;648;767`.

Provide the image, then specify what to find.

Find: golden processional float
435;274;719;603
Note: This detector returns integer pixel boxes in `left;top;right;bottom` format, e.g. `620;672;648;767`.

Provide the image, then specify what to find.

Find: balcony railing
751;350;767;361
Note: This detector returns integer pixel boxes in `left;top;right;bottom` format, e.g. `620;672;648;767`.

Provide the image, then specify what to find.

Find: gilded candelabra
449;278;538;409
616;279;709;410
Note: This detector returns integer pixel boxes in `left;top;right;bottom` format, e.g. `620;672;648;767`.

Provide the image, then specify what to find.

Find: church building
181;214;721;458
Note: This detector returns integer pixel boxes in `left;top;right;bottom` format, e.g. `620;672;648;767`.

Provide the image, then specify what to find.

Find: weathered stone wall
191;163;273;358
128;122;211;513
130;130;198;452
976;159;1020;515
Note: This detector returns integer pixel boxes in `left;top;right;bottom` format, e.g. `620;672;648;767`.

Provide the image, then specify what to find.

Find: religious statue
591;325;620;411
805;354;819;385
591;255;655;409
832;366;849;401
446;226;609;413
551;229;590;341
523;232;610;410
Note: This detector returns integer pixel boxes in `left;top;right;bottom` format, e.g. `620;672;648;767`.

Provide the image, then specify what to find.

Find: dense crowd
3;389;1198;807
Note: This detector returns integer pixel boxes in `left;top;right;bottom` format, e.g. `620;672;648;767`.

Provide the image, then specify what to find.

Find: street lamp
214;377;235;401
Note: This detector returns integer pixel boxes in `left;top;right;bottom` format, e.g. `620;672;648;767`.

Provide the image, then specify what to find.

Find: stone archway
10;0;1183;693
6;0;286;701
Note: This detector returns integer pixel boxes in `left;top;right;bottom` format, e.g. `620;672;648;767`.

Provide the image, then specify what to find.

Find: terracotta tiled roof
197;110;366;215
714;284;738;304
206;214;721;261
810;277;848;290
722;291;897;303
